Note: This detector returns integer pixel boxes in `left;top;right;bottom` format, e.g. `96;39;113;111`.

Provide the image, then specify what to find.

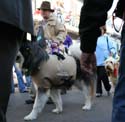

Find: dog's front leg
50;89;63;114
24;88;50;121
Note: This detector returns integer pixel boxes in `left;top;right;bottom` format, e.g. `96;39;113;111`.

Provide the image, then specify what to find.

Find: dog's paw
24;112;37;121
52;108;62;114
82;105;91;111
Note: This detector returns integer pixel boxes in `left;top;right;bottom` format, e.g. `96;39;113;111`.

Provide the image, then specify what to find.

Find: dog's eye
110;61;113;64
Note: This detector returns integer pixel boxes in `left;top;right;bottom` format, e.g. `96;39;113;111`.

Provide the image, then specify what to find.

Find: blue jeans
112;24;125;122
26;76;32;87
14;65;26;92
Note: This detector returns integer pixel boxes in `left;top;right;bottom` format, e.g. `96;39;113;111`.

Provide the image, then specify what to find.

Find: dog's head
105;57;119;77
20;41;49;75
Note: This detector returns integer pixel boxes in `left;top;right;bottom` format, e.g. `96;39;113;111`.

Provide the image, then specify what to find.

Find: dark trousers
112;23;125;122
96;66;111;94
0;22;23;122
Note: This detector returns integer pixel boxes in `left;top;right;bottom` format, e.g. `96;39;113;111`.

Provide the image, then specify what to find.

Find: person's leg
96;67;102;96
0;109;6;122
112;24;125;122
26;76;32;88
0;22;23;122
101;67;111;95
14;66;27;93
0;38;20;113
11;80;15;93
0;40;20;120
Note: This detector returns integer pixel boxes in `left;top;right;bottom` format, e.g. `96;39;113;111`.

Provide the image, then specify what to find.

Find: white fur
69;43;81;60
24;89;50;121
105;56;116;64
24;89;63;121
105;56;116;72
69;43;93;110
82;82;92;110
24;81;94;121
24;42;95;121
50;89;63;114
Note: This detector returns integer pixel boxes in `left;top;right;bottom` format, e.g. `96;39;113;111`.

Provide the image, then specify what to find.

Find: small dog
105;56;119;89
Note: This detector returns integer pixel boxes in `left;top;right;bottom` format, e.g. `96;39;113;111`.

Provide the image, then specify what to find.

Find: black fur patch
53;76;75;90
74;58;96;86
75;58;82;79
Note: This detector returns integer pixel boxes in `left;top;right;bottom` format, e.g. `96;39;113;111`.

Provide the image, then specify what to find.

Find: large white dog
20;42;96;121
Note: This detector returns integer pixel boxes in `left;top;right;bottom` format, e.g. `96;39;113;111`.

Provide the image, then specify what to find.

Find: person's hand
51;42;59;48
59;43;65;52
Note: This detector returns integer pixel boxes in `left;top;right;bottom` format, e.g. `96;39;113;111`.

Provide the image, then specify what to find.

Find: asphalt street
7;89;112;122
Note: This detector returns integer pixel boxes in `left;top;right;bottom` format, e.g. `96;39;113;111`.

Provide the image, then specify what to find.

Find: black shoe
25;99;34;104
20;88;28;93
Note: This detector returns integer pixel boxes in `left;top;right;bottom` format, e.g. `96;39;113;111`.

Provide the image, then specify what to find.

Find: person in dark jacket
0;1;34;122
79;0;125;122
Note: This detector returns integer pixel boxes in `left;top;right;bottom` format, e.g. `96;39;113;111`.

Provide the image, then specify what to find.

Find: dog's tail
68;43;96;97
73;56;96;100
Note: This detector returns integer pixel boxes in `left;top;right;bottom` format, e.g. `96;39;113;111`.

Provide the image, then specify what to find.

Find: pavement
7;89;113;122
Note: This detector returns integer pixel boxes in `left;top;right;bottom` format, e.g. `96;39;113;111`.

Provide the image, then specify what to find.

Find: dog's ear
107;71;110;76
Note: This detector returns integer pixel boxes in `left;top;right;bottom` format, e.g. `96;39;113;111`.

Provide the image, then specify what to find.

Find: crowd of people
10;0;121;112
34;0;80;29
8;3;121;114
